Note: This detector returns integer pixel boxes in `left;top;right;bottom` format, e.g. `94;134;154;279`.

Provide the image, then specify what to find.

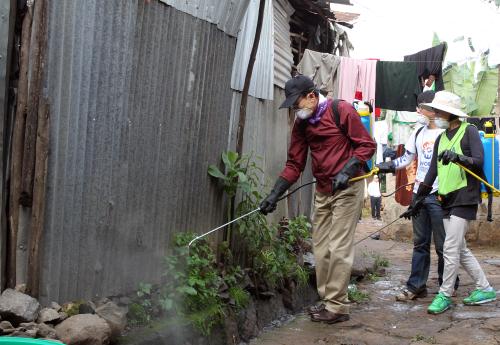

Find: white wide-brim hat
421;90;469;118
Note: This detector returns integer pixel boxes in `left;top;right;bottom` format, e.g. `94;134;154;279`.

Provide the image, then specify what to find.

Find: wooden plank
20;0;46;208
26;100;49;297
7;5;32;289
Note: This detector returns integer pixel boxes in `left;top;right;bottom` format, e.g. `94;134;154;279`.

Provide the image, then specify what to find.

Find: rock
58;312;68;321
11;329;35;338
95;301;127;338
0;289;40;324
351;252;376;278
15;284;27;293
237;299;258;341
50;302;62;312
0;320;15;334
37;307;61;324
95;298;110;308
118;296;131;306
18;322;39;338
37;322;57;339
55;314;111;345
79;301;96;314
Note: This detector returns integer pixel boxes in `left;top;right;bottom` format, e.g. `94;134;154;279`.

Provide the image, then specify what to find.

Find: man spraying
260;75;376;324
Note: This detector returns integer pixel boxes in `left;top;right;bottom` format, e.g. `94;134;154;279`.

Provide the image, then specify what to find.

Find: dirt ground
249;217;500;345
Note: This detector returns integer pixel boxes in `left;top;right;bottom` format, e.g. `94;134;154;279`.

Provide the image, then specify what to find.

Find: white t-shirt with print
404;126;444;194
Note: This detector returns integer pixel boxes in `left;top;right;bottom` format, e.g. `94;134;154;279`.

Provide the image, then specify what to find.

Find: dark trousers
406;193;459;293
370;196;381;219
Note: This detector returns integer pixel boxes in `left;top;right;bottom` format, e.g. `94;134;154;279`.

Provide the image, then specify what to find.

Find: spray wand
187;168;380;250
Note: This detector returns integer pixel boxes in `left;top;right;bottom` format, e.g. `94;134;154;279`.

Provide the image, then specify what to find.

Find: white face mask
416;114;430;126
434;118;449;129
295;108;313;119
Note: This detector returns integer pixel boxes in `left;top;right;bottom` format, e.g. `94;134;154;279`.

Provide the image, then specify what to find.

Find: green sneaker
428;293;452;314
463;289;497;305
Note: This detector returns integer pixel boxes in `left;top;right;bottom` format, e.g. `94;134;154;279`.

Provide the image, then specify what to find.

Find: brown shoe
310;310;350;324
305;303;325;315
395;288;427;301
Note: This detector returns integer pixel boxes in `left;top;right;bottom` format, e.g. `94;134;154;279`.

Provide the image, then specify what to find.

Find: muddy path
249;219;500;345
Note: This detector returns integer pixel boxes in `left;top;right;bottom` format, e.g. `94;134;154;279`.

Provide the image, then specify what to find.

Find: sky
335;0;500;66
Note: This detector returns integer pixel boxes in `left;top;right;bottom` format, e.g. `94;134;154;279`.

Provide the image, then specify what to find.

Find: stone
78;301;96;314
15;284;27;293
95;301;127;338
351;251;376;278
56;314;111;345
0;320;15;334
237;299;258;341
0;288;40;324
50;302;62;312
37;322;57;339
37;307;61;324
58;312;68;321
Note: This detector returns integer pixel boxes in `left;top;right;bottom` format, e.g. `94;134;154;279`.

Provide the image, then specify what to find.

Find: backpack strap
414;126;424;154
332;99;345;135
332;99;370;172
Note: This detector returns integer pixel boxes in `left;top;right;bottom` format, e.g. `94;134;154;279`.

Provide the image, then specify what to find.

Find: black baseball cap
279;75;315;109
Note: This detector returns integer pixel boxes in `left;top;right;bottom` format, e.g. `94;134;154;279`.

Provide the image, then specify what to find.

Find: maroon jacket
280;100;376;194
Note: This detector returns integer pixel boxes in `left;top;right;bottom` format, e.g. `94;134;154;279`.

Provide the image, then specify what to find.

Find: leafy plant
160;232;224;336
373;254;390;269
347;285;370;303
228;286;250;309
128;303;150;326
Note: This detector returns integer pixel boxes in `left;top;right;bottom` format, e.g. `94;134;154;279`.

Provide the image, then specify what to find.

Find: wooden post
26;100;49;297
7;5;32;289
235;0;266;155
20;0;46;208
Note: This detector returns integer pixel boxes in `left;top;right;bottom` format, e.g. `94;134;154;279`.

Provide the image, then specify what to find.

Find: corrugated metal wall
159;0;250;37
228;87;313;222
273;0;294;89
231;0;275;100
40;0;237;303
230;0;294;100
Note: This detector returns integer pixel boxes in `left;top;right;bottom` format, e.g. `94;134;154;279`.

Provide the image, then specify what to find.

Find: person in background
367;175;381;220
401;90;496;314
377;90;458;301
259;75;376;324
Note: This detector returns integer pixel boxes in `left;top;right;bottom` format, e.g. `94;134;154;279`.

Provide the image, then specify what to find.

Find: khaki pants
439;215;490;297
312;180;364;314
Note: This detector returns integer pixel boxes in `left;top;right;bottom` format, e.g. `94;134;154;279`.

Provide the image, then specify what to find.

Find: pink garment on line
338;57;377;110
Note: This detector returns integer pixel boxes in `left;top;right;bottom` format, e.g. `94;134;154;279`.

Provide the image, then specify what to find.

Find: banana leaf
443;58;498;116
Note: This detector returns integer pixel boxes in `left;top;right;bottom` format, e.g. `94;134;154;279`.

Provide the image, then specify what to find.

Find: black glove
438;150;474;166
400;183;433;219
259;177;291;215
332;157;363;192
376;161;395;174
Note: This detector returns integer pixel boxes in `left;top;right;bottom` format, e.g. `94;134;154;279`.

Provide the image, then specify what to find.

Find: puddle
387;303;424;313
373;280;394;289
262;314;296;331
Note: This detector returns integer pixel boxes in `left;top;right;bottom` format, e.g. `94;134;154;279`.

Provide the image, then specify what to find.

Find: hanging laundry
404;43;447;91
297;49;341;98
337;57;377;108
375;61;421;111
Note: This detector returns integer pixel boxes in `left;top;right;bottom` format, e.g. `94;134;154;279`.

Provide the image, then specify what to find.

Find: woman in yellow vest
401;91;496;314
